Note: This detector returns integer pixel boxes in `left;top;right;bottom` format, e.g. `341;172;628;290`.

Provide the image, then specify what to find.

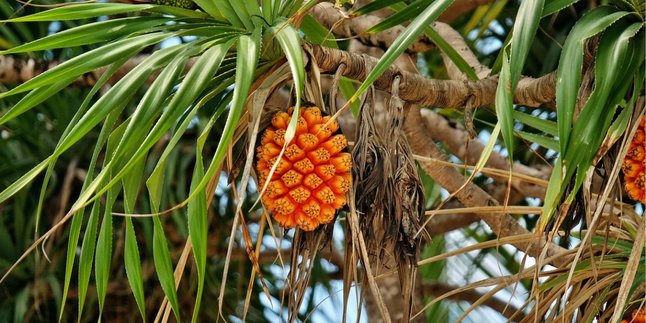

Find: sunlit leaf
77;202;100;321
0;33;170;100
366;0;433;34
0;17;171;55
495;0;545;162
1;3;155;22
152;216;181;322
349;0;454;104
555;6;626;153
273;21;304;143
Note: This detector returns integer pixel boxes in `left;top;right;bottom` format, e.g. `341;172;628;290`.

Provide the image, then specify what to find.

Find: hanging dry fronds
385;76;426;321
353;87;388;260
351;78;426;322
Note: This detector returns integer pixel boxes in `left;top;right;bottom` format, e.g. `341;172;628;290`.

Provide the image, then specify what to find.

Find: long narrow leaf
54;42;189;157
192;0;224;19
425;26;478;80
495;0;545;162
513;111;558;136
555;6;626;153
124;218;146;321
77;202;100;321
0;33;170;100
214;1;245;27
495;54;516;159
349;0;454;104
543;0;581;17
152;216;181;322
273;22;305;143
122;152;148;321
352;0;403;16
0;76;79;125
214;32;261;314
95;193;115;317
0;17;170;55
183;34;258;204
540;17;640;228
56;61;128;320
187;139;207;323
366;0;433;33
2;3;155;22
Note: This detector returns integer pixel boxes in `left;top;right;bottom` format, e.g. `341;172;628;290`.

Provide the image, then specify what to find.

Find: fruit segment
622;115;646;204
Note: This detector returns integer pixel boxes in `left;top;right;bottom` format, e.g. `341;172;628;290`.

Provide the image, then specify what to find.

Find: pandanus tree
0;0;644;322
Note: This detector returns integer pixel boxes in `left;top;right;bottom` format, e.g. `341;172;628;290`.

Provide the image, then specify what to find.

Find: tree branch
307;43;556;108
404;109;570;268
420;109;549;198
1;45;556;109
311;35;567;267
311;2;435;54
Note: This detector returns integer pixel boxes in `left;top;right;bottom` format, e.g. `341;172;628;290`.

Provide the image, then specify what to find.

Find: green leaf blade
152;217;181;322
124;218;147;321
273;22;305;142
0;32;170;99
0;17;171;55
77;202;101;320
555;7;626;153
350;0;454;103
3;4;155;22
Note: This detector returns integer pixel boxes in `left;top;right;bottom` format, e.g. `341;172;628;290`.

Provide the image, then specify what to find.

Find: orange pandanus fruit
622;115;645;203
255;106;352;231
621;307;646;323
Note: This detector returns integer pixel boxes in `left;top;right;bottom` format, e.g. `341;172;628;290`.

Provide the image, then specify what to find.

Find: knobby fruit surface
621;307;646;323
622;115;645;204
256;106;352;231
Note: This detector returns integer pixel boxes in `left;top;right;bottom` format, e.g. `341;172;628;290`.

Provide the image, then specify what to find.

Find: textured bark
311;1;499;54
404;109;571;268
308;44;557;109
310;4;557;109
420;109;550;198
433;21;491;80
311;2;436;54
1;46;556;110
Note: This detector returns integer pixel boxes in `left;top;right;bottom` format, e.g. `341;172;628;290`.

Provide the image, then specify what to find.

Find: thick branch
404;109;570;267
311;2;435;53
432;21;490;80
312;1;498;54
426;210;480;236
1;46;556;109
421;109;549;198
307;44;556;108
321;39;566;266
